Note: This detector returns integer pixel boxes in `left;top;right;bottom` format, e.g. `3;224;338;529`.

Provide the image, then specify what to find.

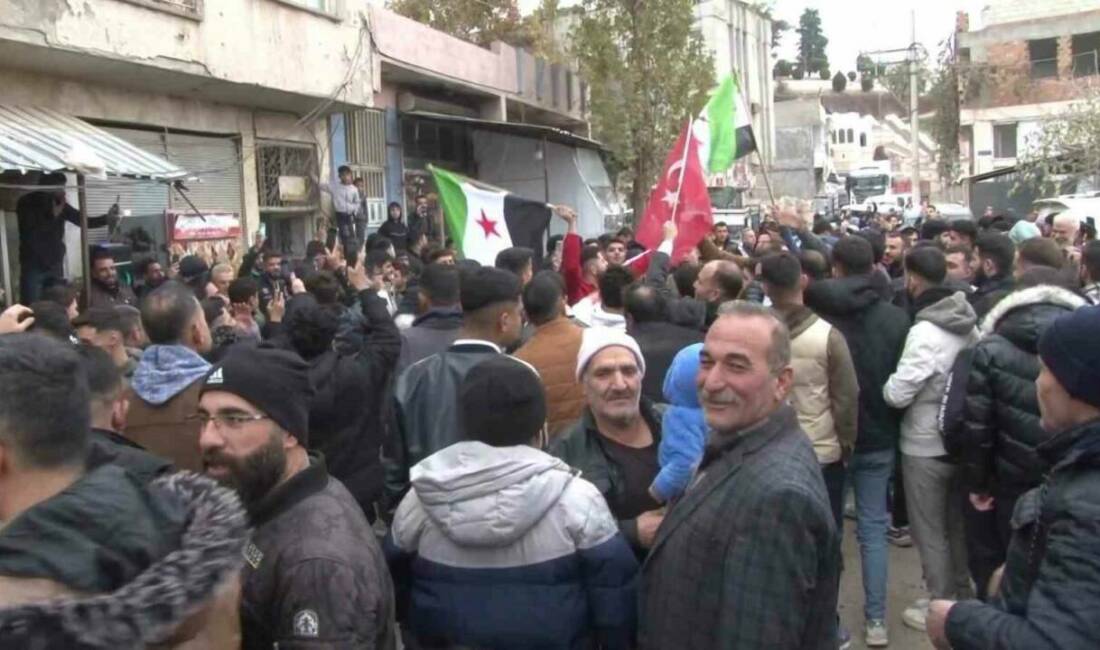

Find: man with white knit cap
550;327;664;557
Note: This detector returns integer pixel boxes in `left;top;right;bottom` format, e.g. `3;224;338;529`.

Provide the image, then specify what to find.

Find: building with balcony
956;0;1100;176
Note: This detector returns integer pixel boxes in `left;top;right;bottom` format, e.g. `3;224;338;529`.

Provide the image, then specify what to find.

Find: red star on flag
476;210;501;238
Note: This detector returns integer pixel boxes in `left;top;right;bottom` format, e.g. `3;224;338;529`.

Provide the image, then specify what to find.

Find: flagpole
668;118;695;224
735;73;778;208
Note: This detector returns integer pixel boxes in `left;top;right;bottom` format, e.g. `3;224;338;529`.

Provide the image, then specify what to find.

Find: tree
774;59;794;78
1016;90;1100;196
878;62;929;110
927;43;961;183
832;71;847;92
860;73;874;92
571;0;714;218
388;0;527;47
819;67;831;81
847;71;857;82
797;9;829;77
771;19;791;52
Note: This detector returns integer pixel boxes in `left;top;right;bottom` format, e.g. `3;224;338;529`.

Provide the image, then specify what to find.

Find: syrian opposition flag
634;123;714;263
693;73;758;174
431;166;552;266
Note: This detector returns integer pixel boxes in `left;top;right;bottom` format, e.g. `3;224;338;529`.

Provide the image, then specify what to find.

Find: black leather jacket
383;340;501;516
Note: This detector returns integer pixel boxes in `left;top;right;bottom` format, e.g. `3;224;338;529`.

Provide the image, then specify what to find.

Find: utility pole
909;10;922;206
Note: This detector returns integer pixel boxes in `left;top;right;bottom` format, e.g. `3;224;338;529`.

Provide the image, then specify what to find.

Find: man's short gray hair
715;300;791;374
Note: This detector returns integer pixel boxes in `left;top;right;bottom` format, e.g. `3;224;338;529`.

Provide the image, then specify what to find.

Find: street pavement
839;521;934;650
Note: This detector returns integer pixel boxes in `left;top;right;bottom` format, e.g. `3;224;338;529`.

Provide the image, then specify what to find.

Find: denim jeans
849;447;895;621
19;263;63;304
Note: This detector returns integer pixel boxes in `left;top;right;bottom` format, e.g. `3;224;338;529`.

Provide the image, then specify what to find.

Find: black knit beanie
460;356;547;447
201;346;315;445
1038;305;1100;410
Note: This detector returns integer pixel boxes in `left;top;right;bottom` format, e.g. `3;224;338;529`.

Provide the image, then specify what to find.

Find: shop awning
0;105;186;179
404;110;606;152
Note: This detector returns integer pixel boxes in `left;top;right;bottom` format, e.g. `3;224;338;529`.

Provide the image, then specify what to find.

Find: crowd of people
0;187;1099;650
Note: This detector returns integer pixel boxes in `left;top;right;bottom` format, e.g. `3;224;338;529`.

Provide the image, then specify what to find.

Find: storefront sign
167;209;242;242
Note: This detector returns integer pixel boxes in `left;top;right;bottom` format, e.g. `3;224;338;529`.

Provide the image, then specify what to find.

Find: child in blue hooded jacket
649;343;708;503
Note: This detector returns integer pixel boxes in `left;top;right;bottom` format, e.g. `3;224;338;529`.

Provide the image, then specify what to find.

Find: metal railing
1029;56;1058;80
1074;50;1099;77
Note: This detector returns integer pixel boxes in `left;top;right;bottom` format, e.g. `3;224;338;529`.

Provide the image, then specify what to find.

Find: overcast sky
518;0;990;72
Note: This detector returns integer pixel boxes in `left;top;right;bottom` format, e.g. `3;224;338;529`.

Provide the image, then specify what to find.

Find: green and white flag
431;166;552;267
693;73;758;174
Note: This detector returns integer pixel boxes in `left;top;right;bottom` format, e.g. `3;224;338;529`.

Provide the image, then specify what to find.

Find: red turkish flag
636;122;714;264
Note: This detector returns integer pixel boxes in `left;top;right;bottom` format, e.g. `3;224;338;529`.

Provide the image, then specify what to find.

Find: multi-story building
693;0;776;204
1;0;377;262
957;0;1100;177
358;6;619;238
0;0;607;294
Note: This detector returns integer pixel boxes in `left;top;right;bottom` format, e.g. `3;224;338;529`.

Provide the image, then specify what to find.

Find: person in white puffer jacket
384;354;638;650
884;246;980;633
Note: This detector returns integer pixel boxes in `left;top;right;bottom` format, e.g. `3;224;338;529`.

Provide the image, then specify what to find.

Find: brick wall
983;0;1100;26
961;33;1096;109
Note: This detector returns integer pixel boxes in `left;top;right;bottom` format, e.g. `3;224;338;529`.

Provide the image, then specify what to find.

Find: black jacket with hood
805;274;910;453
0;468;248;648
960;285;1087;494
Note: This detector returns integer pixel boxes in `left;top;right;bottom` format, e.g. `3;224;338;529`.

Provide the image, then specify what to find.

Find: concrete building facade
1;0;608;288
957;0;1100;175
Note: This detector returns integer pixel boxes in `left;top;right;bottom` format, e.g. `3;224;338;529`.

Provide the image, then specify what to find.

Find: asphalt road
839;522;934;650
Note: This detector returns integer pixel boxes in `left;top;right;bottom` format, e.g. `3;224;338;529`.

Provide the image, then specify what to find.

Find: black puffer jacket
960;285;1086;494
805;275;910;453
946;418;1100;649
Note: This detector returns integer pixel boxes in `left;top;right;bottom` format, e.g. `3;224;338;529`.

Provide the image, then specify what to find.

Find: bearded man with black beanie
197;345;396;650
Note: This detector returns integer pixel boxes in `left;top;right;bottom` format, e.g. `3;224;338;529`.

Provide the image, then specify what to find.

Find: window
344;109;388;227
1028;38;1058;79
846;128;854;143
1073;32;1100;77
255;142;319;212
117;0;202;19
270;0;336;18
994;123;1018;159
831;130;837;144
859;132;867;147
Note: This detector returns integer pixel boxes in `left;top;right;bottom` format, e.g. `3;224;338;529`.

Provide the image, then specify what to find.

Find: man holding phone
17;172;119;303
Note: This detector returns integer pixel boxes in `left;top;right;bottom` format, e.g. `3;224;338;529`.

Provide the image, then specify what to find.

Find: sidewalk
839;523;934;649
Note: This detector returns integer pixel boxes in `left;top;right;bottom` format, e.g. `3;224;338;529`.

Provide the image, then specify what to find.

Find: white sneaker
865;619;889;647
902;599;929;631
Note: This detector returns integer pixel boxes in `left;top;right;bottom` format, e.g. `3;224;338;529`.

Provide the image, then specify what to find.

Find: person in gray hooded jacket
385;355;638;650
884;247;979;632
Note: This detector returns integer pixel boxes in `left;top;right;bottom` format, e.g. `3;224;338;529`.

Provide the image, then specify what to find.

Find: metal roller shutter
165;133;244;215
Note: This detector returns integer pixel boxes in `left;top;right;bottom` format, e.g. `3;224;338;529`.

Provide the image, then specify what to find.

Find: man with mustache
551;328;664;557
196;346;396;649
639;301;840;650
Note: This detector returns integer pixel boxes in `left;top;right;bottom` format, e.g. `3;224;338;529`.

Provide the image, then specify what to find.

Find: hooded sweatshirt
131;344;211;405
651;343;707;502
385;441;638;650
884;289;979;457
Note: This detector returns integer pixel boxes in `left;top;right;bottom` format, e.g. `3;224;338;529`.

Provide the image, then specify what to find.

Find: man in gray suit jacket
639;301;840;650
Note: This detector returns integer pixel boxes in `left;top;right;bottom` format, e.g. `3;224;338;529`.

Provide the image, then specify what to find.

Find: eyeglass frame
187;411;270;431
